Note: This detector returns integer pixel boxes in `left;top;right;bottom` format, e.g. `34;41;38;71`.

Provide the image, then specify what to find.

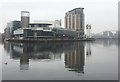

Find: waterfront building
12;10;85;40
13;11;55;39
13;11;78;39
14;23;55;39
10;21;21;37
53;20;62;27
21;11;29;28
4;23;11;39
4;21;21;39
33;20;62;28
86;24;91;38
65;8;85;38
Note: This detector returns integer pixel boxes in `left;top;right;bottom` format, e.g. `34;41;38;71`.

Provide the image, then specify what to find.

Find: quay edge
6;38;95;43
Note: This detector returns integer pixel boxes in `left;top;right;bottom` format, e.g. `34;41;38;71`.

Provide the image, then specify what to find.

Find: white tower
86;24;91;38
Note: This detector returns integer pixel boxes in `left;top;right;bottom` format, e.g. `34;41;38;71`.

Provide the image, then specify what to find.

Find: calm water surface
1;39;118;80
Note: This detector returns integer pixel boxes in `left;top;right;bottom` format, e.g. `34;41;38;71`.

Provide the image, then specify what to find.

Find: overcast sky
0;0;119;33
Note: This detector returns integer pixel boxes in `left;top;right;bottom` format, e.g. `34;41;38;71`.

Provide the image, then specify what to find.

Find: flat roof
68;7;84;12
29;23;52;25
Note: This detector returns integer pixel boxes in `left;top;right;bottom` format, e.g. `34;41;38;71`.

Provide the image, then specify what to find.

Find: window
31;24;34;27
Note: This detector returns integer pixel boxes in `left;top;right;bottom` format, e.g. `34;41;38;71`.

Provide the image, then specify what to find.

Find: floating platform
6;38;95;43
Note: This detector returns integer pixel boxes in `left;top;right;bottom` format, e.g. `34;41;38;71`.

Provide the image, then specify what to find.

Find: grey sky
0;0;119;33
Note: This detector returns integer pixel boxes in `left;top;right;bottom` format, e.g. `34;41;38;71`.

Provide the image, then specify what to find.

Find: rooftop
68;7;84;13
29;23;52;25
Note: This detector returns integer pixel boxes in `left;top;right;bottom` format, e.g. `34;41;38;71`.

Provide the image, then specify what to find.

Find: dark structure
10;21;21;37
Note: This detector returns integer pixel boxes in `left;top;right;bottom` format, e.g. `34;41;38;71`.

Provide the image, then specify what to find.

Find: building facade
14;23;55;39
65;8;85;38
12;10;85;40
86;24;91;38
21;11;30;28
13;11;55;39
10;21;21;37
4;23;11;39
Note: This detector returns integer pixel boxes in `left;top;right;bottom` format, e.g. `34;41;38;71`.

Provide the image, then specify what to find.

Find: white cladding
14;29;23;34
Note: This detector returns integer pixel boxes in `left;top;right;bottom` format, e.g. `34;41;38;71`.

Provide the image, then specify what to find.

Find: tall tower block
21;11;30;28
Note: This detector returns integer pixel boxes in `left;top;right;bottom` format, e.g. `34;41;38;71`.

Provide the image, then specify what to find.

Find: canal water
1;39;118;80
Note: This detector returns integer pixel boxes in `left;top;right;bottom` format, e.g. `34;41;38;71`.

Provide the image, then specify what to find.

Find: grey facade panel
23;29;55;39
53;28;78;38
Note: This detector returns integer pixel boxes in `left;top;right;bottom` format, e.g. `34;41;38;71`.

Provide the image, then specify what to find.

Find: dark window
31;24;34;27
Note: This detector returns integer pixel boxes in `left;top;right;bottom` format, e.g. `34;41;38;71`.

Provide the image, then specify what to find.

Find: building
13;11;55;39
10;21;21;37
4;23;11;39
12;10;85;40
13;11;79;39
86;24;92;38
21;11;29;28
4;21;21;39
53;20;62;27
34;20;62;28
65;8;85;38
14;23;55;39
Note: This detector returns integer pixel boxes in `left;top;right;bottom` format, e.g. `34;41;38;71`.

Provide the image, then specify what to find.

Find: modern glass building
14;23;55;39
13;11;55;39
13;10;85;40
10;21;21;37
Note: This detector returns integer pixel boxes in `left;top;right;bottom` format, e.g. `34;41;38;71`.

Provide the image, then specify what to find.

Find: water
1;39;118;80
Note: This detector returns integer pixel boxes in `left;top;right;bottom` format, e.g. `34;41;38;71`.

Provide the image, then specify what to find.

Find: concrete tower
21;11;30;28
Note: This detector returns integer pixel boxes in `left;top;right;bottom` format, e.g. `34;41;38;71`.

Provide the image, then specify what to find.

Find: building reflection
4;42;11;53
20;44;29;70
93;39;118;47
86;42;91;56
4;42;79;70
64;42;85;73
3;39;118;73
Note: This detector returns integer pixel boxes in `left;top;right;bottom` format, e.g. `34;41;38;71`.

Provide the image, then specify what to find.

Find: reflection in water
4;42;87;72
64;42;85;73
2;39;118;80
4;42;11;53
86;42;91;56
20;45;29;70
93;39;118;47
4;39;117;72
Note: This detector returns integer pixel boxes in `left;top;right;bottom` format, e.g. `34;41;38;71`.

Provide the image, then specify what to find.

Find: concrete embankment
6;38;95;43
